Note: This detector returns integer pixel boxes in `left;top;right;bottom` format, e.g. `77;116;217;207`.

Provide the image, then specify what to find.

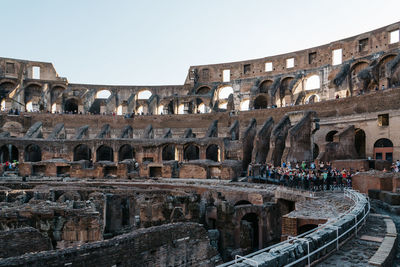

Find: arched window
162;144;175;161
119;144;134;161
25;144;41;162
240;99;250;111
305;75;320;90
218;86;233;100
96;145;114;162
374;138;394;162
306;94;320;104
73;144;92;161
254;95;268;109
96;90;111;99
184;144;199;161
137;90;152;100
206;144;219;162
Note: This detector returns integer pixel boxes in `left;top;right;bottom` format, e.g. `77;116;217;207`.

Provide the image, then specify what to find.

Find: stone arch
137;90;152;100
355;128;366;158
350;61;370;93
118;144;134;161
73;144;92;161
183;144;199;161
64;98;79;114
374;138;394;162
196;86;211;95
24;144;41;162
0;144;18;163
325;130;338;142
96;145;113;162
305;94;320;104
378;53;398;87
2;121;23;137
253;95;268;109
96;90;111;99
162;144;175;161
258;80;273;94
206;144;219;162
24;84;42;111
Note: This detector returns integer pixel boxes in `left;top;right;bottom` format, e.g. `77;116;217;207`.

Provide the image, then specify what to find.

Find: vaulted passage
355;128;366;158
184;144;199;161
73;144;92;161
96;145;114;162
118;144;134;161
24;144;41;162
253;95;268;109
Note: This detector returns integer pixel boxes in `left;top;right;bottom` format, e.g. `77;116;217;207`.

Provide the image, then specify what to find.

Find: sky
1;0;400;85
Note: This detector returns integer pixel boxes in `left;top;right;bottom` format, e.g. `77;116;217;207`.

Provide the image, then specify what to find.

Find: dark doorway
253;95;268;109
73;144;92;161
325;130;338;142
162;144;175;161
206;144;219;162
149;166;162;177
240;213;259;251
64;98;78;114
118;144;134;161
298;224;318;235
184;144;199;161
96;145;114;162
24;144;41;162
0;144;18;163
355;128;366;158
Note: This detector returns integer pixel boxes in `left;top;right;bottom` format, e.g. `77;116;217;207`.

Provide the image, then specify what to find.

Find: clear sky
1;0;399;85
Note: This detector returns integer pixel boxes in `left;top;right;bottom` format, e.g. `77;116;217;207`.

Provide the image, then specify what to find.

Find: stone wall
0;227;51;258
0;223;222;267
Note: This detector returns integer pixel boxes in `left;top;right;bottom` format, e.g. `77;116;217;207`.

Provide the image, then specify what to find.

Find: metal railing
218;188;370;267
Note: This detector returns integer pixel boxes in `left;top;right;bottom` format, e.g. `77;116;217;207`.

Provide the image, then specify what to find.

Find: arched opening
0;144;18;163
374;138;394;162
350;62;370;94
178;104;184;114
96;90;111;99
298;224;318;235
73;144;92;161
184;144;199;161
254;95;268;109
0;82;15;102
136;105;143;114
24;84;42;110
259;80;273;94
306;94;320;104
313;143;319;160
206;144;219;162
218;86;234;100
137;90;152;100
355;128;366;158
24;144;41;162
305;75;320;90
234;200;252;206
325;130;338;142
240;99;250;111
64;98;78;114
196;86;211;95
96;145;114;162
157;105;164;115
198;102;206;113
240;213;259;251
162;144;175;161
118;144;134;161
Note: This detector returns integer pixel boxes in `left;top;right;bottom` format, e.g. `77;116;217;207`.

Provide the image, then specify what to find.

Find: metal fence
218;188;370;267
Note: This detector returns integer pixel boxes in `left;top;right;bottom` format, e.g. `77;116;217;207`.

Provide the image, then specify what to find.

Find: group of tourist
390;160;400;172
0;160;19;173
247;161;354;191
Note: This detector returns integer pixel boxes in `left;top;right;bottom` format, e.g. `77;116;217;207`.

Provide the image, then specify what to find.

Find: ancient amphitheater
0;21;399;266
